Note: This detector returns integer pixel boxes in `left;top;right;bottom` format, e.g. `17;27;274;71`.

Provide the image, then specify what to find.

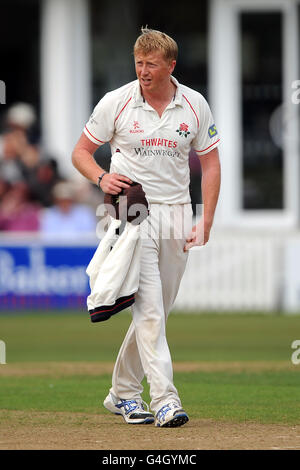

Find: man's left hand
183;218;211;252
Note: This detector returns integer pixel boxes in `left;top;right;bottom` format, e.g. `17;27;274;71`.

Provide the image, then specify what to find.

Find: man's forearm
200;154;221;226
72;147;106;186
184;153;221;251
72;134;132;195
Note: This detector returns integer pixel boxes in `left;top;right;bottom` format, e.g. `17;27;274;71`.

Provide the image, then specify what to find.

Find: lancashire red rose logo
180;123;188;132
176;123;190;138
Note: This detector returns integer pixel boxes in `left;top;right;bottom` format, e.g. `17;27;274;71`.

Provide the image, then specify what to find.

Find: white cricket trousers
109;203;193;414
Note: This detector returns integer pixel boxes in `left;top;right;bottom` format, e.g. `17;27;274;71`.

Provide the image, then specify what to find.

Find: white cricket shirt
84;76;220;204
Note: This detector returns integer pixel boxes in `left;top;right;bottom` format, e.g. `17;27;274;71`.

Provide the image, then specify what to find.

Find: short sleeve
83;93;116;145
192;96;220;155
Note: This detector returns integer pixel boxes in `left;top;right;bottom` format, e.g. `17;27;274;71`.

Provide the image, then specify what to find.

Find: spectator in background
0;181;40;231
0;178;11;200
25;158;62;207
40;181;96;238
0;102;64;206
5;102;37;133
0;102;96;236
0;102;40;185
0;129;26;183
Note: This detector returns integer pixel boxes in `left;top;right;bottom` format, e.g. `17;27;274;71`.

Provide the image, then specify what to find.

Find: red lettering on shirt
139;138;178;148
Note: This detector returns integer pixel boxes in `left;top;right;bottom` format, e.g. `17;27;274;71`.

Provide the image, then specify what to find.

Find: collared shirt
84;77;220;204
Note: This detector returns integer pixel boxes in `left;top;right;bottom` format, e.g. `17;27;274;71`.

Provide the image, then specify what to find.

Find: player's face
135;51;176;94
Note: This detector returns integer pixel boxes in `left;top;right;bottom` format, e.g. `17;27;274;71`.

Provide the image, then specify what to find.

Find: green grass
179;370;300;423
0;371;299;424
0;310;299;362
0;311;300;424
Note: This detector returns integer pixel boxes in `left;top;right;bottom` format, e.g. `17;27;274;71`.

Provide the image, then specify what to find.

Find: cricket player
72;28;221;427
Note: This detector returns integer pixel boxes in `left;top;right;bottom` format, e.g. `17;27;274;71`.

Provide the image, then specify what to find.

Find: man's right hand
100;173;133;195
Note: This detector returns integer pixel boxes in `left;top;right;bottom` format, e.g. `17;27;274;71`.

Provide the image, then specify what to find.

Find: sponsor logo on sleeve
208;124;218;138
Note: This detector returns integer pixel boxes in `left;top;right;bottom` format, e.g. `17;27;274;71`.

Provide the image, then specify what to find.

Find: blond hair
134;27;178;62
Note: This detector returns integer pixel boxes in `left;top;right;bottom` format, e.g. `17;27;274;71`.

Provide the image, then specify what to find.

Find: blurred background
0;0;300;314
